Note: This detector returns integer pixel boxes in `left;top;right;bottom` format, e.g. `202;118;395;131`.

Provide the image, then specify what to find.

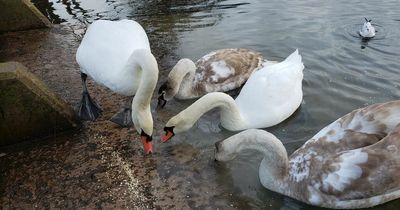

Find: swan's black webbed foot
77;91;102;121
77;73;102;121
110;107;133;127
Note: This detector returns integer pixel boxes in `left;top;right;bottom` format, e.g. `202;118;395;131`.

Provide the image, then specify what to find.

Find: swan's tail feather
262;49;304;85
282;49;304;71
284;49;301;64
263;49;304;74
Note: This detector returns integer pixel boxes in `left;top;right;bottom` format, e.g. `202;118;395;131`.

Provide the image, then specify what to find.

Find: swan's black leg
77;73;102;121
110;98;134;127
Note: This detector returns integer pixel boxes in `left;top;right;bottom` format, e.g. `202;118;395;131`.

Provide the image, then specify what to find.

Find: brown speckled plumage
287;100;400;208
191;48;265;97
216;100;400;209
161;48;269;100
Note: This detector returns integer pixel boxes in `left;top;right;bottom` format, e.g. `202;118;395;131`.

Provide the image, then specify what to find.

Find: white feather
76;19;150;95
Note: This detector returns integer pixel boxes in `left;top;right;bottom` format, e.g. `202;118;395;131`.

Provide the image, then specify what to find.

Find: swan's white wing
235;49;304;128
76;19;150;94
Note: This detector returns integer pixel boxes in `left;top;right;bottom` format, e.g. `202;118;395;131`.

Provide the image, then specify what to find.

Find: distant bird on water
359;17;376;38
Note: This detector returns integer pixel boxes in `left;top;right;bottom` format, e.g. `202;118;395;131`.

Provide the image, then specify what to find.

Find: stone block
0;62;78;146
0;0;51;33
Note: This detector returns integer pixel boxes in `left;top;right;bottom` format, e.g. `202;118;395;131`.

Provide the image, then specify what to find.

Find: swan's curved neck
167;58;196;97
218;129;289;193
125;49;158;109
179;92;246;131
123;49;158;136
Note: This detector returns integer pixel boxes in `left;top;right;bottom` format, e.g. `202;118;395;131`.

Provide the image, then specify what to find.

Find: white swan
359;18;376;38
215;100;400;209
76;19;158;154
157;48;277;107
161;49;304;142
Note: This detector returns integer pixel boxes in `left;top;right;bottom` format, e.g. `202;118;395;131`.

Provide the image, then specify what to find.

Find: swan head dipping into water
161;92;245;143
161;49;304;143
75;19;157;154
158;48;267;108
158;58;196;107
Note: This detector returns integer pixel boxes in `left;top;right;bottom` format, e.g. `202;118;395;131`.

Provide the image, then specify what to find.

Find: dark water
33;0;400;209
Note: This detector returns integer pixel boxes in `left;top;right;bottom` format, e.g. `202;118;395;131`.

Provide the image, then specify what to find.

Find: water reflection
31;0;233;29
31;0;244;69
31;0;65;23
360;39;370;49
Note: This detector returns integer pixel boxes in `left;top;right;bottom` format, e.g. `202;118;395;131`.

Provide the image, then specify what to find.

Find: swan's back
76;19;150;95
182;48;264;98
301;101;400;154
290;101;400;175
235;49;304;128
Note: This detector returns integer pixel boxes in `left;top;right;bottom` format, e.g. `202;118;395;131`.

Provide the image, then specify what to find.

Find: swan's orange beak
161;130;174;143
141;136;153;154
140;129;153;154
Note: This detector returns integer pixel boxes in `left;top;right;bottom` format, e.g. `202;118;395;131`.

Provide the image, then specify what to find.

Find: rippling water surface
33;0;400;209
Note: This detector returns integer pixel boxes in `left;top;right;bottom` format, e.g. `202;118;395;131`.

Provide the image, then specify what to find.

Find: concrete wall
0;62;78;146
0;0;51;33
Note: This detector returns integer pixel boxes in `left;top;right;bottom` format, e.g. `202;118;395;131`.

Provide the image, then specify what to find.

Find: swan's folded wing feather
193;48;264;92
310;133;400;201
306;101;400;149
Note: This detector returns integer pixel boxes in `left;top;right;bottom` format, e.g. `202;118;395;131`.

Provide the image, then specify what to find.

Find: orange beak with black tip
161;126;174;143
140;130;153;154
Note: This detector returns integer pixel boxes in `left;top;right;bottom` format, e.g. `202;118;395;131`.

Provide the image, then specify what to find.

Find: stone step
0;0;51;33
0;62;78;146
